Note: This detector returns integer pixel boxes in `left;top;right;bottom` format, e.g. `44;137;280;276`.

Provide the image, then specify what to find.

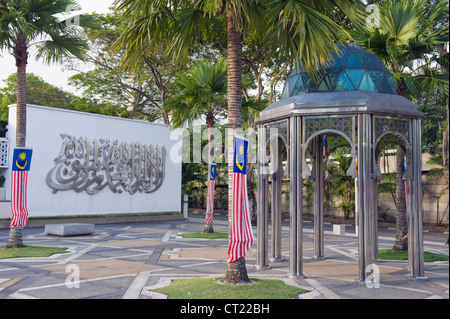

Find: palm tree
0;0;89;248
114;0;364;283
165;58;228;233
353;0;448;251
329;147;355;219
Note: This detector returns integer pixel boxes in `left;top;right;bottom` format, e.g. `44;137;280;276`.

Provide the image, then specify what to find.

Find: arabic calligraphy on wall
46;134;166;195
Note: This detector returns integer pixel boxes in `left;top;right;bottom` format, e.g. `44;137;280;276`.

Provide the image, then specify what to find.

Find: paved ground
0;213;448;302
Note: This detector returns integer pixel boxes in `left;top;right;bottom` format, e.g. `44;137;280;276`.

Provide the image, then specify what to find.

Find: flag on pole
10;148;33;228
227;136;254;263
205;163;217;225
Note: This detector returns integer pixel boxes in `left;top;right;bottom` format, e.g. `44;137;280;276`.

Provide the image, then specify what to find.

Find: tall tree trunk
204;111;215;233
14;33;27;148
392;145;408;251
5;226;24;248
224;5;250;284
6;32;28;249
443;100;449;183
392;62;409;252
437;43;449;184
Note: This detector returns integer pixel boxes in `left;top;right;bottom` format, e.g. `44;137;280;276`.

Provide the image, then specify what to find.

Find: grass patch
181;232;228;239
0;245;69;259
378;249;449;262
154;277;309;299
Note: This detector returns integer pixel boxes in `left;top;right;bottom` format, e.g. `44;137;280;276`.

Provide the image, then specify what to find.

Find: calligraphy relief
46;134;166;195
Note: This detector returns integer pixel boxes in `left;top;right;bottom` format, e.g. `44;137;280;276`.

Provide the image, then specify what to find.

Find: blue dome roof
281;44;398;99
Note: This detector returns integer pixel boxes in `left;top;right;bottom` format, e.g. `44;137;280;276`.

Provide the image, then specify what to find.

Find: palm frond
167;6;210;61
113;3;174;67
164;57;227;128
1;0;90;63
266;0;352;80
35;33;88;64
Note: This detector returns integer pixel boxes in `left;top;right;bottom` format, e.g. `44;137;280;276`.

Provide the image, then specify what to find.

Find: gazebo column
372;142;381;262
256;125;270;269
408;119;426;279
288;116;305;278
270;151;283;261
313;135;325;259
357;114;375;283
372;178;379;261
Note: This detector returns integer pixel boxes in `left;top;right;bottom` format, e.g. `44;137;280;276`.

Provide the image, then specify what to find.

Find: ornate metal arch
373;116;412;181
373;131;412;181
301;116;357;179
302;129;356;180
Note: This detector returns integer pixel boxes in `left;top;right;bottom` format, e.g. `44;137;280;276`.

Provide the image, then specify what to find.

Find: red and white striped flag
227;136;253;263
205;163;216;225
10;148;32;228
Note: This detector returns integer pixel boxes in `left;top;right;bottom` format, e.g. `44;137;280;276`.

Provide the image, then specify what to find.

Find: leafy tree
420;102;447;154
0;92;11;122
1;72;131;117
165;58;228;233
377;172;397;206
115;0;364;283
426;152;449;224
2;73;76;109
328;147;355;219
353;0;448;251
0;0;90;248
69;12;183;123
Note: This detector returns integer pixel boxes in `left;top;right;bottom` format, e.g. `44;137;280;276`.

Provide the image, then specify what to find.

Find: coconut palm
114;0;364;283
165;58;228;233
353;0;448;251
0;0;89;248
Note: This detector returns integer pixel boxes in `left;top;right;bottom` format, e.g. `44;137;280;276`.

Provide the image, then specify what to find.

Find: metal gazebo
255;44;426;283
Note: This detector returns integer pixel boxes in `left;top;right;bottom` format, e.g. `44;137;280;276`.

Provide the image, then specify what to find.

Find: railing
0;138;9;168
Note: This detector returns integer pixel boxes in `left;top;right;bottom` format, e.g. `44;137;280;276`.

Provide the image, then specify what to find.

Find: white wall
1;104;181;218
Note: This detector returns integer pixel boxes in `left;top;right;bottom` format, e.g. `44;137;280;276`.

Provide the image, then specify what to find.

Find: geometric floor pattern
0;215;448;300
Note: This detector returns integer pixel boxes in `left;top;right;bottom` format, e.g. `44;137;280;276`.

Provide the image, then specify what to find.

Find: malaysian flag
10;148;33;228
205;163;216;225
227;136;254;263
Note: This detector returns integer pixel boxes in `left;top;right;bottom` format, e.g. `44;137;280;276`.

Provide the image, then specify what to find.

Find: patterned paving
0;215;448;300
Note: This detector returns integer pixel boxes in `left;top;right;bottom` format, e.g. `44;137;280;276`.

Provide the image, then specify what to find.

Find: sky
0;0;116;94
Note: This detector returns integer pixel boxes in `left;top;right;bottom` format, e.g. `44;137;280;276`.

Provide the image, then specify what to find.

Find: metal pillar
288;116;305;278
313;135;325;259
355;178;358;236
372;130;379;262
408;119;426;279
183;194;189;219
372;179;379;261
356;114;375;283
256;125;270;269
270;142;283;261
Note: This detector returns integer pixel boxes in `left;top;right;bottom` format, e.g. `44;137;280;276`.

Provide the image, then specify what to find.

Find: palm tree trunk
6;32;28;249
392;145;408;251
5;226;24;248
204;111;215;233
224;4;250;284
437;43;449;183
15;33;28;148
443;100;449;183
